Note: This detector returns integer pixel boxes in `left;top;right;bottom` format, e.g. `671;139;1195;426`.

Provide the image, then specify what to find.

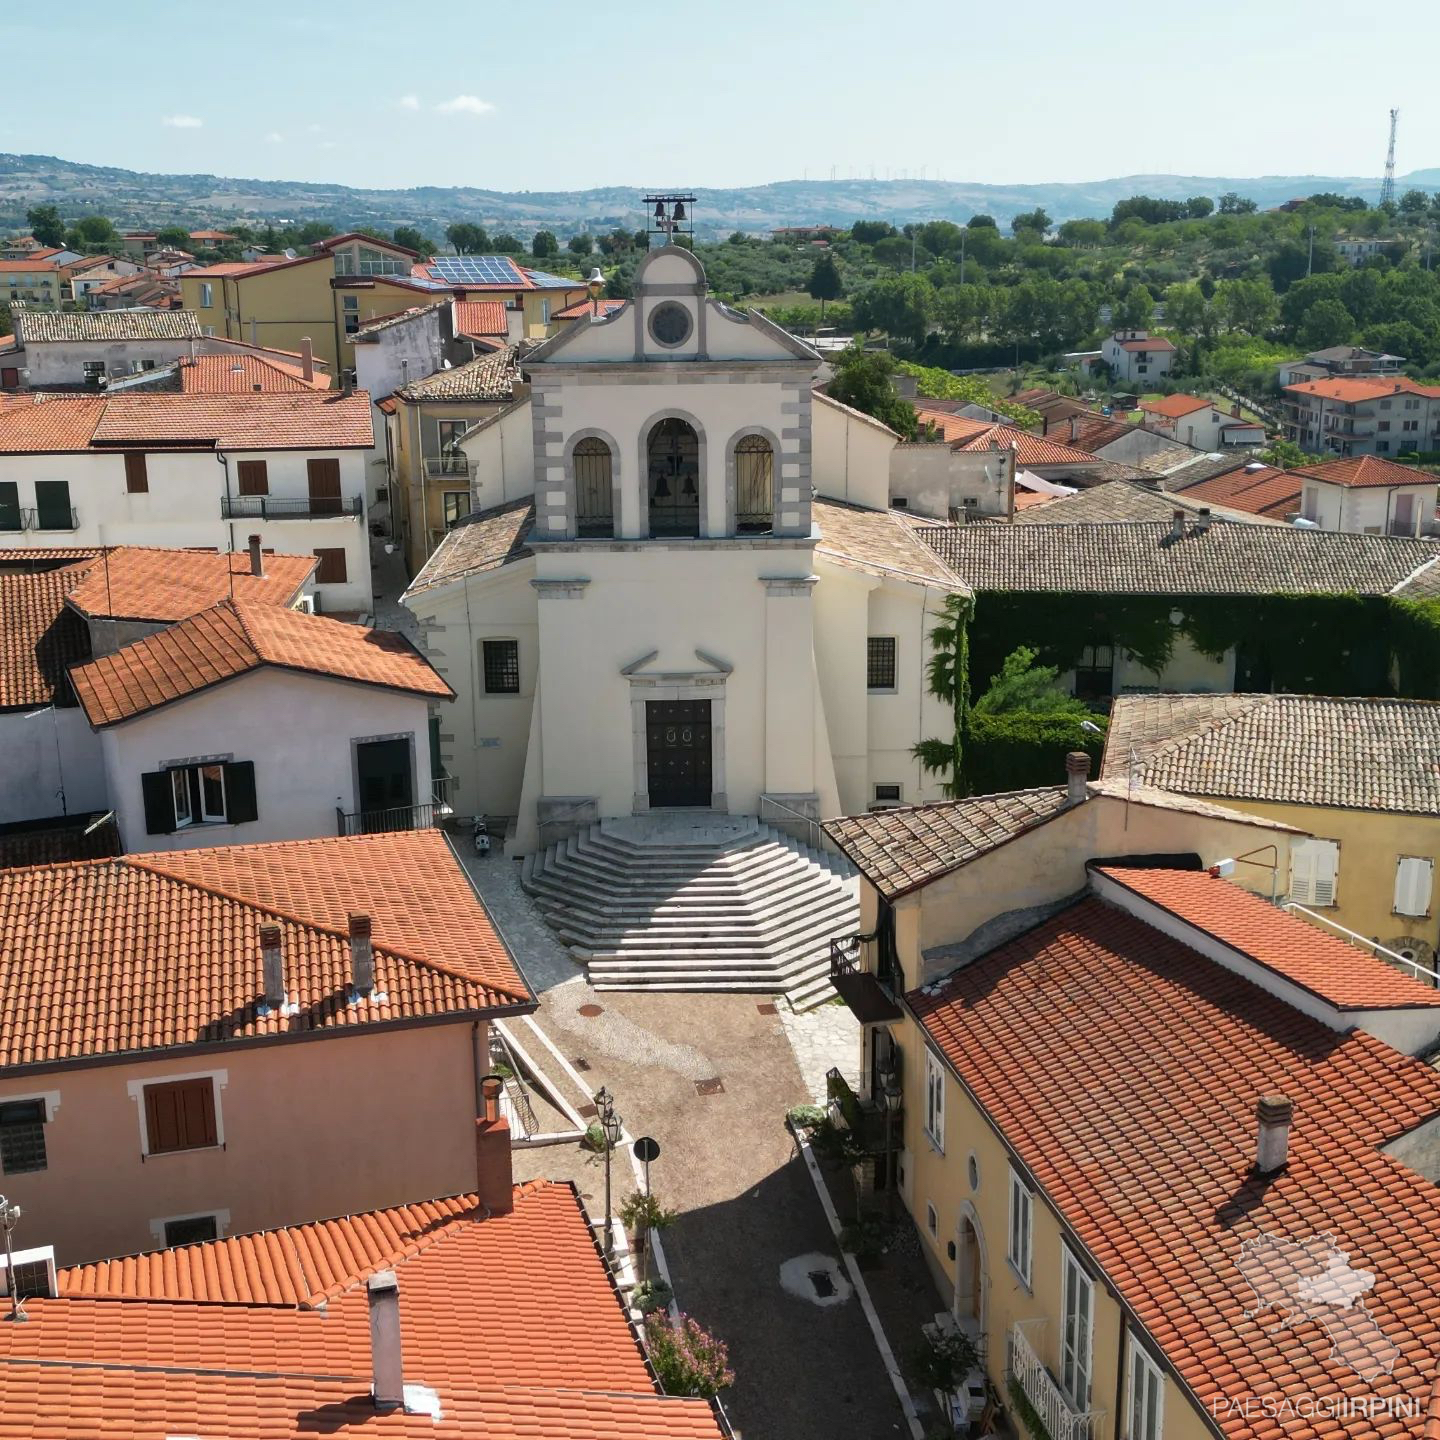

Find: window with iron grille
482;639;520;694
573;437;614;536
0;1100;46;1174
735;434;774;533
867;636;897;691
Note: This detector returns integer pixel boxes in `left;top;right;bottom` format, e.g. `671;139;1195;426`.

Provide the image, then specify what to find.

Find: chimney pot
1170;508;1186;539
1196;506;1212;533
299;336;314;383
481;1075;502;1125
1254;1094;1293;1175
1065;750;1091;805
350;913;374;995
260;923;284;1008
367;1270;404;1409
247;534;263;577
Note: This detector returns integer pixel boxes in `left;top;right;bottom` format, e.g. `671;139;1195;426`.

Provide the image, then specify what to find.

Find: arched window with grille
573;437;615;537
734;434;773;534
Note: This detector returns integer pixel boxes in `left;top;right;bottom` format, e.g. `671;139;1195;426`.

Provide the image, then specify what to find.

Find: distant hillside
1;152;1434;238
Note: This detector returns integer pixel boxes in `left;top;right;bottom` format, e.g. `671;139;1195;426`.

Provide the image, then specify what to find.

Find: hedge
962;712;1107;795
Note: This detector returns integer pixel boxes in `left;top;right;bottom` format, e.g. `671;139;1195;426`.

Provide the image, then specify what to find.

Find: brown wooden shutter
236;460;269;496
124;453;148;494
306;457;342;514
144;1079;217;1153
313;547;348;584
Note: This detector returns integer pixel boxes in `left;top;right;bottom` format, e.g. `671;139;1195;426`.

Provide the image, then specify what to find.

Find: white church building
403;245;960;862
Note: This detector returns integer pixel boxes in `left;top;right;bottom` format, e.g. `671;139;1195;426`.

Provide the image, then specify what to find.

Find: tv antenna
1380;107;1399;208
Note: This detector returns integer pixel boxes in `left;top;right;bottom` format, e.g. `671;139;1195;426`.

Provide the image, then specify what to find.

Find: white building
1139;394;1265;449
1283;375;1440;459
403;245;958;853
1293;453;1439;536
0;389;376;610
1099;330;1176;385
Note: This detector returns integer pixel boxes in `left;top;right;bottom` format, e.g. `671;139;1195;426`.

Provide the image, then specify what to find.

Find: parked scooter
472;816;491;856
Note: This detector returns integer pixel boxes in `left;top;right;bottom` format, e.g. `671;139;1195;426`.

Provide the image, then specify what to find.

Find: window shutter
123;452;148;494
1395;857;1434;917
140;770;176;834
236;461;269;496
1312;842;1338;907
145;1085;178;1153
223;761;258;824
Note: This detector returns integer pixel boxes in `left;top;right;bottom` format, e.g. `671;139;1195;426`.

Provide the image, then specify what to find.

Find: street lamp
594;1087;624;1257
586;267;605;319
0;1195;23;1322
881;1070;902;1219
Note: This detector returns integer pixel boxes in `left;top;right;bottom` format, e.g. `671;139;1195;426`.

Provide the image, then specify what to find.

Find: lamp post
881;1070;902;1219
595;1087;623;1257
0;1196;23;1322
586;266;605;319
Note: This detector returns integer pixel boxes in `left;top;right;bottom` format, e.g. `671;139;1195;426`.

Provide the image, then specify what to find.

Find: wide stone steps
520;816;858;1009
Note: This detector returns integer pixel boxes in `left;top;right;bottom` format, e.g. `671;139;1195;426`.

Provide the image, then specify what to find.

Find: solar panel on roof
428;256;524;286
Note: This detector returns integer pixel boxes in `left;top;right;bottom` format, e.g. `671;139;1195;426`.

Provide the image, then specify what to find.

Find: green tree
26;204;65;248
568;233;594;256
935;283;985;342
531;229;559;258
967;214;998;229
446;222;490;254
1361;320;1432;366
296;221;334;246
1113;281;1154;330
155;225;192;250
1162;282;1209;339
807;251;843;321
972;646;1089;717
912;592;974;797
825;345;918;438
392;225;431;254
491;232;522;252
1218;192;1258;215
1011;207;1050;237
851;273;933;346
1399;189;1431;218
1186;196;1215;219
66;215;119;252
1297;297;1356;350
1215;277;1279;334
850;220;896;245
1057;218;1106;248
1259;438;1321;468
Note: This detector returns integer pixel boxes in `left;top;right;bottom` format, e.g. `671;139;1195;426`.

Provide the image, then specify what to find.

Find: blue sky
5;0;1438;192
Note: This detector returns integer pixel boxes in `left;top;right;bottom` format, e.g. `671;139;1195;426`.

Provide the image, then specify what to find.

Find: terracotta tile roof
174;353;331;393
0;563;92;708
911;890;1440;1438
1099;865;1440;1010
1293;454;1437;490
0;258;61;272
920;517;1440;597
1176;464;1301;519
395;345;523;403
70;599;451;726
454;299;509;338
814;497;963;591
63;546;315;622
553;297;627;321
1141;393;1214;419
404;498;535;597
14;309;201;343
1104;693;1440;815
2;1181;721;1439
1010;479;1234;526
0;394;107;452
1286;376;1440;403
1113;333;1176;352
916;407;1100;468
1044;412;1141;453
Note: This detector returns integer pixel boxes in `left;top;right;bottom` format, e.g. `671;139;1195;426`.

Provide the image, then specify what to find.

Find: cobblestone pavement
463;846;919;1439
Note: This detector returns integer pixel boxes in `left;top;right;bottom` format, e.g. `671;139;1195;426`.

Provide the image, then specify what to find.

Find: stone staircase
520;814;858;1010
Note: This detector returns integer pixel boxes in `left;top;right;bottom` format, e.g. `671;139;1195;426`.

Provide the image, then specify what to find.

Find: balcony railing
221;495;363;520
830;934;903;1024
424;455;469;477
825;1067;903;1154
1009;1322;1103;1440
337;775;455;838
26;507;79;532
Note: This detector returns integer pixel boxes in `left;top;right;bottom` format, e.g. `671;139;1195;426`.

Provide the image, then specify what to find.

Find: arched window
573;437;614;536
735;434;774;534
647;419;700;537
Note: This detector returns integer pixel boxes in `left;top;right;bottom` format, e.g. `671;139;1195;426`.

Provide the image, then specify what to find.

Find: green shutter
224;761;258;824
140;770;176;834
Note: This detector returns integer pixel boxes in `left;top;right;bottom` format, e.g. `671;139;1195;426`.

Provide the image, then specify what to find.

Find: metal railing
336;776;455;838
1010;1322;1104;1440
825;1066;903;1153
222;495;363;520
26;507;79;532
424;455;470;477
1282;902;1440;986
759;794;823;851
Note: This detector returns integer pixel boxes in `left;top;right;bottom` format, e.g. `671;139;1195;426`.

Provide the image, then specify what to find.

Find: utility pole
1380;107;1399;209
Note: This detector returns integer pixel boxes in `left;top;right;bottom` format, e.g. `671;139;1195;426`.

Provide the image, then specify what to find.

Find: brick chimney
474;1074;514;1215
1170;508;1186;539
350;913;374;995
1195;506;1212;533
299;336;314;384
260;924;284;1009
1254;1095;1293;1175
247;534;263;577
367;1270;404;1409
1065;751;1091;805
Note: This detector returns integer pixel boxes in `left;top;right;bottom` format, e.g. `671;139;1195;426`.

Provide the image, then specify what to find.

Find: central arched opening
647;418;700;538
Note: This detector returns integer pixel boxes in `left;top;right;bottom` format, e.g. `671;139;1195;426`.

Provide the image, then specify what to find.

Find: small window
143;1077;218;1154
236;460;269;496
443;491;471;529
142;762;255;835
313;548;348;585
1074;644;1114;700
1290;837;1339;907
872;783;903;810
483;638;520;695
1061;1246;1094;1407
199;282;213;308
1127;1335;1165;1440
1008;1167;1033;1284
1394;856;1434;917
923;1050;945;1151
124;452;148;494
171;767;193;828
867;636;898;692
164;1214;219;1247
0;1100;47;1175
926;1203;938;1237
5;1256;53;1301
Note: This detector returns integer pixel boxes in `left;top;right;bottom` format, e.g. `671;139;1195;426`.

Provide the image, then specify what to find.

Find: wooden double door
645;701;712;808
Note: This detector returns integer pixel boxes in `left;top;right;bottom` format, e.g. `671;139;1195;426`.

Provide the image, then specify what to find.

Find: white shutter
1311;841;1338;907
1290;844;1316;904
1394;857;1434;917
1292;840;1338;906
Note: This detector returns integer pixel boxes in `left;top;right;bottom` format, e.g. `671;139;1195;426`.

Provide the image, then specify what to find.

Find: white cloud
398;94;420;111
264;132;285;144
319;140;339;150
307;123;323;133
162;114;203;129
434;95;494;116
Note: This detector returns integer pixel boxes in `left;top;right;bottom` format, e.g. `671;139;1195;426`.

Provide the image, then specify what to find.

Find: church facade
403;246;961;854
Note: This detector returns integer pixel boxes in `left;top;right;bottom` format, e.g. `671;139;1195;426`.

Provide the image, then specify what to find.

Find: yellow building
382;345;527;573
1104;693;1440;977
1;258;63;309
823;765;1440;1440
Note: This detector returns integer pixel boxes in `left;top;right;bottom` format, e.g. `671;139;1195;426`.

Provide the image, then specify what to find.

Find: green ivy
964;712;1107;794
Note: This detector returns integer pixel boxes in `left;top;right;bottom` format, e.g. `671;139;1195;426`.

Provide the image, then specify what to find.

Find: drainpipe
214;449;235;572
